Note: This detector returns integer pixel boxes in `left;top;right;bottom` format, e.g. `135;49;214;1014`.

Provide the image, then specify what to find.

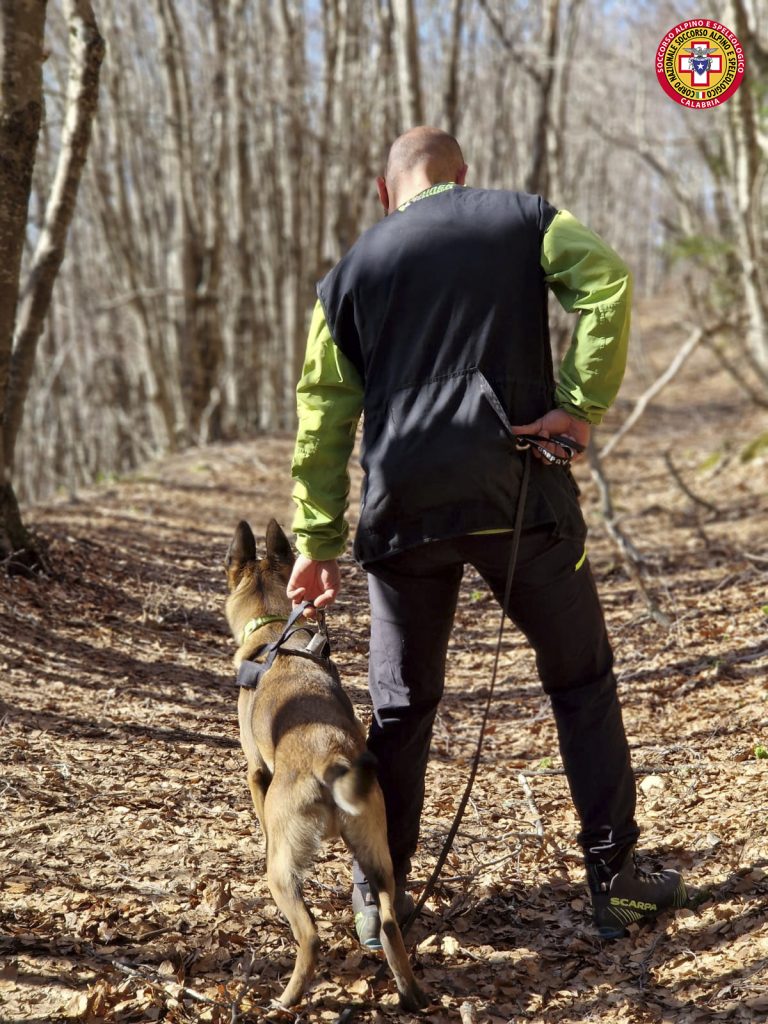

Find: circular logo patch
656;20;745;108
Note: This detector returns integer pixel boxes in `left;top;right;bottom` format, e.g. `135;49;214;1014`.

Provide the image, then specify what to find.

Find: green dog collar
242;615;286;644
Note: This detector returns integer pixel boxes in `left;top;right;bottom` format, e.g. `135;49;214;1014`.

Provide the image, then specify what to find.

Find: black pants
354;528;639;886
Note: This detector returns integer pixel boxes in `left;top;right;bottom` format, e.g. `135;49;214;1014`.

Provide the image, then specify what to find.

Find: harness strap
236;601;332;690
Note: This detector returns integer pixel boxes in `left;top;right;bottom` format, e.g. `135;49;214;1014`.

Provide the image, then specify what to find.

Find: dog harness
236;601;332;690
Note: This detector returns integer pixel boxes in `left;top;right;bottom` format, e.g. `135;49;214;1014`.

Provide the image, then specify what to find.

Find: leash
476;371;584;468
396;432;582;939
334;451;536;1024
514;432;584;466
398;448;533;940
236;600;332;689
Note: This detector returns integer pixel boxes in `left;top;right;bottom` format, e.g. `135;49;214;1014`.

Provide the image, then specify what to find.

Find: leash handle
514;433;584;466
236;600;327;689
475;373;582;465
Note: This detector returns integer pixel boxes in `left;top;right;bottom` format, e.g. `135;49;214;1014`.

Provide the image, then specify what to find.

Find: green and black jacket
291;184;632;565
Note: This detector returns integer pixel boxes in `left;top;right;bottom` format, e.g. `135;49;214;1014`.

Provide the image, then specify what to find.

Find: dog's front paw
399;982;429;1013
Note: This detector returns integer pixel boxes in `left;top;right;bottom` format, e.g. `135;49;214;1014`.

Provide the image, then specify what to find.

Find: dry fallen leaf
1;417;766;1024
639;774;666;797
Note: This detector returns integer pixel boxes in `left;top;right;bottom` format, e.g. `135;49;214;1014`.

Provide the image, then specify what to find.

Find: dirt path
1;320;767;1023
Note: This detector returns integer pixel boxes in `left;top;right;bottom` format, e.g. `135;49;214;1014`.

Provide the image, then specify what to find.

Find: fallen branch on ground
588;439;671;627
517;772;544;837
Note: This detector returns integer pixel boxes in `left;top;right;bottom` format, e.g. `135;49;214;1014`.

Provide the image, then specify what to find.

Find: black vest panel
317;186;586;565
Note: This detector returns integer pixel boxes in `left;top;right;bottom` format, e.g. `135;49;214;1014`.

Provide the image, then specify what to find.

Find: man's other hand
286;556;341;617
512;409;591;464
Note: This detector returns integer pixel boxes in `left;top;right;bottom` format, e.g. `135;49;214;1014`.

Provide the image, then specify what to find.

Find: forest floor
1;300;767;1024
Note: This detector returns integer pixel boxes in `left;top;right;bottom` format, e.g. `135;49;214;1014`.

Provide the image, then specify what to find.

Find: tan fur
224;519;426;1011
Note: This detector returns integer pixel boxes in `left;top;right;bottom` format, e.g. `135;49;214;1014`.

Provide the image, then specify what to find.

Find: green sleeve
290;300;364;560
541;209;633;425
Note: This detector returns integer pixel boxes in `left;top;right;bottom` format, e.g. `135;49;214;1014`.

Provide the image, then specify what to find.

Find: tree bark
526;0;559;195
391;0;423;129
723;0;768;373
0;0;47;558
4;0;105;464
442;0;464;137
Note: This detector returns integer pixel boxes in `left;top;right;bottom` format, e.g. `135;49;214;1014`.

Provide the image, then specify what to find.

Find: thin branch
520;764;700;777
663;451;720;515
460;1002;478;1024
230;951;256;1024
600;327;705;460
517;772;544;837
704;337;768;407
586;114;704;234
112;960;225;1008
588;439;671;627
475;0;542;82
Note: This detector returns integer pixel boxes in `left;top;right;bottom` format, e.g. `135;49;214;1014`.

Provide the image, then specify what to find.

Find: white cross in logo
679;40;722;87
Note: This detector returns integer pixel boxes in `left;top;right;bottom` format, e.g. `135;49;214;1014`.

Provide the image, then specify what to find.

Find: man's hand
286;556;341;617
512;409;591;465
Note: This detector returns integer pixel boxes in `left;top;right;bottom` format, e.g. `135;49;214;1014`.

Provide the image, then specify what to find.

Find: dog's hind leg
264;791;323;1007
344;806;427;1012
246;761;270;829
266;844;319;1007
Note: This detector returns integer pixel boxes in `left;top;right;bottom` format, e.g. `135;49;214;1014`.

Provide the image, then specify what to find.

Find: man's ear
456;163;468;186
265;519;294;569
376;176;390;214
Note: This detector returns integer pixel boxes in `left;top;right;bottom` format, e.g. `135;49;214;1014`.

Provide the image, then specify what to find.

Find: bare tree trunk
4;0;104;463
526;0;559;195
222;0;260;435
89;3;179;452
475;0;573;198
156;0;226;443
442;0;464;137
723;0;768;373
391;0;423;128
0;0;48;561
373;0;398;156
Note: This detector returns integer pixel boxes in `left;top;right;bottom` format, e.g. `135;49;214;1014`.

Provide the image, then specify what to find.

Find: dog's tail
323;751;378;816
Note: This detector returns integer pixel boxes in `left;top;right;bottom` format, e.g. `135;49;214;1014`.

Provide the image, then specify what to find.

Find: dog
224;519;426;1011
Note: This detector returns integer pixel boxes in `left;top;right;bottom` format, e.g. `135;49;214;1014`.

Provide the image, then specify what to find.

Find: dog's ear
265;519;294;569
227;520;257;570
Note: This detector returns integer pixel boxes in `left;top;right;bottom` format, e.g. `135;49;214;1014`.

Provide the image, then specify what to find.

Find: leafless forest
5;0;766;507
1;1;768;1023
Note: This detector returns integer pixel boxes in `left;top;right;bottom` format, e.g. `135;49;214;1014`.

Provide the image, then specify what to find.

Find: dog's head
225;519;295;643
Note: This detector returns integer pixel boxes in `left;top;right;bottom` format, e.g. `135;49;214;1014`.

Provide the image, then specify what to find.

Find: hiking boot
352;880;415;950
588;848;688;939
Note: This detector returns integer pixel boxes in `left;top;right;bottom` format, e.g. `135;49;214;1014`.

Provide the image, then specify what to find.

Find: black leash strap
236;600;331;689
476;371;584;467
398;449;532;940
335;454;535;1023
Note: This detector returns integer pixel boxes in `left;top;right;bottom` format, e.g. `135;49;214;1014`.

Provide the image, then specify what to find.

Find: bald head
377;126;467;213
386;127;465;183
